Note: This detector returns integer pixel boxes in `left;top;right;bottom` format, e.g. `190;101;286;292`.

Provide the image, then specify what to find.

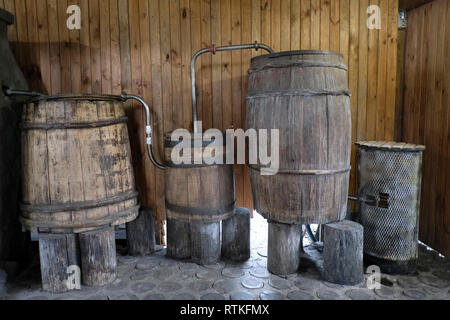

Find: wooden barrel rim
249;62;348;74
19;205;140;231
164;162;227;169
249;165;351;176
247;89;352;99
251;50;344;61
20;116;128;130
27;94;126;103
20;190;139;213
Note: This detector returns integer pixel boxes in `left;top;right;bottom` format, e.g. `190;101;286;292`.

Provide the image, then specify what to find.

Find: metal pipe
121;94;165;170
348;196;359;201
4;88;46;98
191;41;274;133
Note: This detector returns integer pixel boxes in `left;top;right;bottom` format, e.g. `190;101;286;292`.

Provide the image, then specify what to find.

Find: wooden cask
246;51;352;225
20;95;139;234
164;133;235;223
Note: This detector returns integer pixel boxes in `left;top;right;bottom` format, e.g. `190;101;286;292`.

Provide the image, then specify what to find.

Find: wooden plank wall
0;0;399;235
403;0;450;256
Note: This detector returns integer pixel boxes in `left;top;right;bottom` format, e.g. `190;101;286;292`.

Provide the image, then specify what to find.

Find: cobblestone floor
3;213;450;300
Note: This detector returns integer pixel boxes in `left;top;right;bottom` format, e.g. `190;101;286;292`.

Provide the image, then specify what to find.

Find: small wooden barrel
246;50;352;225
20;95;139;234
164;132;235;263
164;132;235;224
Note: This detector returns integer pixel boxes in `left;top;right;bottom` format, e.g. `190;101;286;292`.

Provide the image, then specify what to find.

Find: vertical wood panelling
1;0;399;233
403;0;450;256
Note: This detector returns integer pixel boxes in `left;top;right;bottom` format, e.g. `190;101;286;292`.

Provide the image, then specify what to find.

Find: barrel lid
28;93;126;103
356;141;426;152
0;9;14;25
251;50;344;62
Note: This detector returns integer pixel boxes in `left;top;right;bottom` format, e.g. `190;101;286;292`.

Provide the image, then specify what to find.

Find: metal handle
191;41;274;133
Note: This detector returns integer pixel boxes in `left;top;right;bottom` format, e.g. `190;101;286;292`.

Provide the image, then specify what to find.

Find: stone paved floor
3;213;450;300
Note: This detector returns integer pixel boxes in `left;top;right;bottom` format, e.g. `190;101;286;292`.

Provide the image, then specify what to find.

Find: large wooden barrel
246;50;352;225
164;133;235;223
20;95;139;234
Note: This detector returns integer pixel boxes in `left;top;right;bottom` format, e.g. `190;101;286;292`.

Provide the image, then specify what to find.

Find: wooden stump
323;220;364;285
222;207;250;262
166;218;191;260
38;233;80;293
79;227;116;287
126;207;156;256
268;222;302;276
190;221;221;265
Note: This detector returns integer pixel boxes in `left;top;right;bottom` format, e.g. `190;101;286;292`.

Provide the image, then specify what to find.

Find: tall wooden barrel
164;133;235;223
20;95;139;234
246;50;352;225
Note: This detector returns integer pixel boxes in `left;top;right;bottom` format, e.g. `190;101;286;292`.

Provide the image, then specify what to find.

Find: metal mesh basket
356;142;425;266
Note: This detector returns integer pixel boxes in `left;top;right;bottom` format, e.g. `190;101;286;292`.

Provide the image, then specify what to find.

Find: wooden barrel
20;95;139;234
246;50;351;225
164;132;235;223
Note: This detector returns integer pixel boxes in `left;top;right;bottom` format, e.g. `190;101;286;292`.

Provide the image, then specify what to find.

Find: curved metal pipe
121;94;165;170
191;41;274;133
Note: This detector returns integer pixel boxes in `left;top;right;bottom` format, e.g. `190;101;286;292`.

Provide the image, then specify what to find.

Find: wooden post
79;227;116;287
190;221;221;265
222;207;250;262
267;222;302;276
38;233;80;293
323;220;364;285
166;218;191;260
126;207;156;256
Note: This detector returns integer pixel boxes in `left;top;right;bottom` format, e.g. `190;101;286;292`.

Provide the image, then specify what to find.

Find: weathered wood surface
38;233;80;293
0;1;400;228
222;207;250;262
247;51;351;225
164;134;235;223
79;227;116;287
323;220;364;285
166;218;191;260
20;97;139;234
126;207;156;256
267;222;302;276
402;0;450;257
189;221;221;266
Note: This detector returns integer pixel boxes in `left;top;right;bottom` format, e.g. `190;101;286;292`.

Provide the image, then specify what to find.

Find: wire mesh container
356;142;425;274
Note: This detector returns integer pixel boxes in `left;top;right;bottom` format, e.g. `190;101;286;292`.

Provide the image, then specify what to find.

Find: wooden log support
267;222;302;276
126;207;156;256
222;207;250;262
38;233;80;293
323;220;364;285
166;218;191;260
79;227;116;287
190;221;221;265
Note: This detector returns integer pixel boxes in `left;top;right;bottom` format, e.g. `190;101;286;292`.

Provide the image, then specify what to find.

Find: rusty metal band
20;190;139;214
28;94;126;103
20;205;140;231
249;165;351;176
20;116;128;130
165;201;236;216
247;89;351;99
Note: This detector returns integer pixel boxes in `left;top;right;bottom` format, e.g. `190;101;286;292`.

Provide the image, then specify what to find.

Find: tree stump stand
267;222;302;276
126;207;156;256
190;221;221;265
166;218;191;260
38;233;80;293
79;227;116;287
323;220;364;285
222;207;250;262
